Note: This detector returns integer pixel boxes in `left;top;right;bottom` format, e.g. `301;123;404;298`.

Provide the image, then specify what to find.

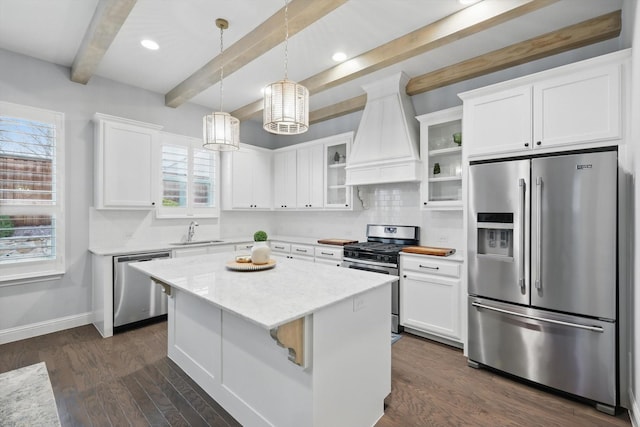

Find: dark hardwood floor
0;322;631;427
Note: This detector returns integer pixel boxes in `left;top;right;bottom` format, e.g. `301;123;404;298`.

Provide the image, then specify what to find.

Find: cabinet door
533;63;621;149
230;149;254;208
296;145;324;208
273;150;297;208
417;106;463;210
101;121;157;208
464;86;532;158
401;273;461;341
251;149;272;209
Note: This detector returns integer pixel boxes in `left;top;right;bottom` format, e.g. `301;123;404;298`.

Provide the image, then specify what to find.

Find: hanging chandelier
263;0;309;135
203;18;240;151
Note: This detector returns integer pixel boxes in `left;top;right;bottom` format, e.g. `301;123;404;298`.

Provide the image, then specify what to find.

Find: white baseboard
630;388;639;427
0;312;94;345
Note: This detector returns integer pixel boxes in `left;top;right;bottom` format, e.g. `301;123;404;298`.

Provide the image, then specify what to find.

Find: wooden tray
226;259;277;271
317;239;359;246
401;246;456;256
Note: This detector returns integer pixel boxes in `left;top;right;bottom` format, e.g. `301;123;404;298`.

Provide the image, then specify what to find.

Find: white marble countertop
131;251;394;330
89;235;361;256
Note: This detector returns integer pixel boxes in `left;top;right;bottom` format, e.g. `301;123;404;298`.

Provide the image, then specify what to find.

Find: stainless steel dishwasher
113;251;171;330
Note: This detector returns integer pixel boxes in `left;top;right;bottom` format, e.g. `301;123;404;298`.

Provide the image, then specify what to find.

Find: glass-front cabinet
324;133;352;208
416;106;463;210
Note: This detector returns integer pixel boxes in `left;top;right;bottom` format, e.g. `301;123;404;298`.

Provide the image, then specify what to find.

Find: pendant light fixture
263;0;309;135
203;18;240;151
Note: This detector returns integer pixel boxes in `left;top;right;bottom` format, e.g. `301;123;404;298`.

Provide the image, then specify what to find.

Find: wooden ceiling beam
310;10;622;125
406;10;622;96
71;0;138;84
164;0;348;108
233;0;559;121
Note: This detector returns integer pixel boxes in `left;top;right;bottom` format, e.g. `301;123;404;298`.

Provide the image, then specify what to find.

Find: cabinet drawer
314;246;343;260
235;242;254;251
402;256;460;278
291;244;314;256
271;242;291;253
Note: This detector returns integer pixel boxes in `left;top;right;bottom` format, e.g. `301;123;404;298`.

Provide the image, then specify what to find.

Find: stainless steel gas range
342;224;419;333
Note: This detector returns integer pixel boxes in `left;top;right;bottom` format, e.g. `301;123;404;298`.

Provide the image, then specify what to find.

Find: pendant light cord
283;0;289;81
219;23;225;113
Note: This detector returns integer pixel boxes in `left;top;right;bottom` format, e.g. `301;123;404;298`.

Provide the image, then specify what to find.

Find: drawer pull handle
419;264;439;270
275;246;285;249
321;252;333;256
296;249;307;253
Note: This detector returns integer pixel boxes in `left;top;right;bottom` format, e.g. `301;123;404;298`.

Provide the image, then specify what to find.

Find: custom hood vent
345;72;420;186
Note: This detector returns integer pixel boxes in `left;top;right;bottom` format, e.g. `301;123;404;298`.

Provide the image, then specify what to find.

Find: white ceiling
0;0;624;118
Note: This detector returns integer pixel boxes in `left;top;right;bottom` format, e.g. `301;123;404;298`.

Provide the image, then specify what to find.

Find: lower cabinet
400;253;462;346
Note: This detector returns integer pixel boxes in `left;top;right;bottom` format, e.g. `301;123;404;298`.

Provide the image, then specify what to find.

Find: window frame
0;101;65;285
156;132;220;219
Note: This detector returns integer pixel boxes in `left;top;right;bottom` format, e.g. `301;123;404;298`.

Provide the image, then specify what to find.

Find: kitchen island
132;251;395;427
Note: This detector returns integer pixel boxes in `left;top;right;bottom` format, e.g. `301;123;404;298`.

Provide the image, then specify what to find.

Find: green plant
162;198;180;207
253;230;268;242
0;215;14;238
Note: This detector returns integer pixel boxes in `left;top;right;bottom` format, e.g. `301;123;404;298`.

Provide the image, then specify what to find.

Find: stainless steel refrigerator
467;148;618;414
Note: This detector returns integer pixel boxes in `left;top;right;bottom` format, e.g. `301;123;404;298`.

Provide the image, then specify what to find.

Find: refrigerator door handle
518;178;525;290
471;302;604;333
535;176;542;290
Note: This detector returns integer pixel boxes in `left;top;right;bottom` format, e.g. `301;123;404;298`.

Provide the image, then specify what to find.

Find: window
0;101;65;283
157;132;218;218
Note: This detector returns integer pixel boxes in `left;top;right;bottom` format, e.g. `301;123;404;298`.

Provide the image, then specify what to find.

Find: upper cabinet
296;144;324;209
221;145;272;210
460;50;628;159
325;135;352;209
416;106;463;210
273;150;297;209
271;132;354;211
93;113;162;209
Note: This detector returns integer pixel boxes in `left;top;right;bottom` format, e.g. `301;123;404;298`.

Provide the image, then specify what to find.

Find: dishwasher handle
114;252;171;263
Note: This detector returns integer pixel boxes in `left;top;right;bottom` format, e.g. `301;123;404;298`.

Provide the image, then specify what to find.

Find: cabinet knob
151;202;155;206
423;202;427;205
345;204;349;207
524;143;529;147
536;141;542;146
403;275;407;278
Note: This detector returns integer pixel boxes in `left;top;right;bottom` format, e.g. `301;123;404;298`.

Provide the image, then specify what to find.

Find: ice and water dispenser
476;213;513;258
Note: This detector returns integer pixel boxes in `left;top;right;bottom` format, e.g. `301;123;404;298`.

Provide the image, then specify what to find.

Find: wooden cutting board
317;238;359;246
401;246;456;256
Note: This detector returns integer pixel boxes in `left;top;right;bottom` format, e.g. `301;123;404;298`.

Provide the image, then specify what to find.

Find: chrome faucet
187;221;199;242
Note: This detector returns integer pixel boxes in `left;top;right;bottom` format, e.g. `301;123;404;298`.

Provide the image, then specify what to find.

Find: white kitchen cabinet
314;245;343;267
93;113;162;209
400;253;463;346
273;150;297;209
461;51;626;159
324;134;352;209
234;242;255;252
270;241;291;261
289;243;314;262
296;144;324;209
416;106;463;210
222;145;272;210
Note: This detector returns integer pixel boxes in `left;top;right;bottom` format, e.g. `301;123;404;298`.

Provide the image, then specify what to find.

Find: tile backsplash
90;182;463;251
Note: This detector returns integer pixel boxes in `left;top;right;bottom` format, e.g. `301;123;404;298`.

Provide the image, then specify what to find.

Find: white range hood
345;72;421;186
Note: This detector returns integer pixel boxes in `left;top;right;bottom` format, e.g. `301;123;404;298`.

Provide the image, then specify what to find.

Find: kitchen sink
170;240;225;246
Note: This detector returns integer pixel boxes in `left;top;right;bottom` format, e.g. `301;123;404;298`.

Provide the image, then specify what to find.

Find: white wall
0;47;267;334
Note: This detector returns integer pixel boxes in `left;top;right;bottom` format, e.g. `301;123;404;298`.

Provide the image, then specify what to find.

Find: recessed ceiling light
332;52;347;62
141;39;159;50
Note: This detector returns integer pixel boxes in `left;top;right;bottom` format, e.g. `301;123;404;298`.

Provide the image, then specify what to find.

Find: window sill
0;271;64;287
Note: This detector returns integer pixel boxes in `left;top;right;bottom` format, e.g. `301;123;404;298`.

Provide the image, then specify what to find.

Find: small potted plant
251;230;271;264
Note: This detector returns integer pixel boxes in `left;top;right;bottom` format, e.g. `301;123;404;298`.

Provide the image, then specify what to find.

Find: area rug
391;333;402;344
0;362;61;427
